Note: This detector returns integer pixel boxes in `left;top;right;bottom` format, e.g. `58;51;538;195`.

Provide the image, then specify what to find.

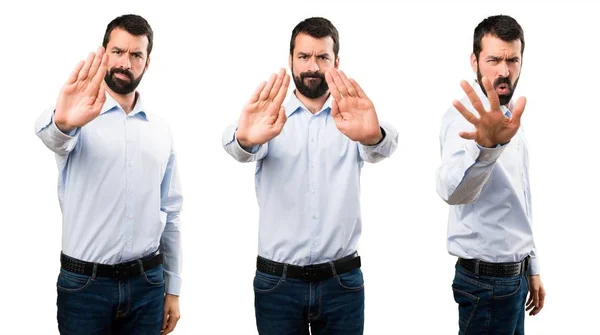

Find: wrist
475;139;496;148
55;121;75;134
235;131;254;149
361;127;384;146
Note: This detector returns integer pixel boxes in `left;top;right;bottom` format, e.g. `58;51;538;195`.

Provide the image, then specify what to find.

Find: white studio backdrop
0;0;597;333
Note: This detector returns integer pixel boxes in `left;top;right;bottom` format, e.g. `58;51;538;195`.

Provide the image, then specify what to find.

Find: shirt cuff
222;123;264;161
164;271;182;296
360;125;394;155
51;118;79;139
528;257;540;276
236;136;260;154
464;142;507;165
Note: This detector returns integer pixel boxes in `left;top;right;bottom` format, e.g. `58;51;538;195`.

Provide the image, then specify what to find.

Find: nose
498;60;509;78
116;55;131;70
308;56;319;72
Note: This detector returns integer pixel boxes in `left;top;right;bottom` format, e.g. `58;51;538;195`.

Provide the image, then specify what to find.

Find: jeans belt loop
328;261;338;279
281;264;288;282
91;263;98;281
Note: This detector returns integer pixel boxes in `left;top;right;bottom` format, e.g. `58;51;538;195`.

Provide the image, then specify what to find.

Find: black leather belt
60;252;163;280
458;257;529;277
257;252;361;282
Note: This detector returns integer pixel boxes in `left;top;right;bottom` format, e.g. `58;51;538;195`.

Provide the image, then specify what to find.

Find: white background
0;0;598;334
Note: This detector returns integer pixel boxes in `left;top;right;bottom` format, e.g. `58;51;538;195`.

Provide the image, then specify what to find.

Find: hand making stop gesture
236;69;290;148
325;68;382;146
54;46;109;133
453;76;526;148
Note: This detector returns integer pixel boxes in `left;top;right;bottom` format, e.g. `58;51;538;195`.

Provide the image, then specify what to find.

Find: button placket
123;117;135;256
307;115;322;258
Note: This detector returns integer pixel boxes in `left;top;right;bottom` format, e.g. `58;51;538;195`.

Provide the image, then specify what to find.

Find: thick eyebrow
487;56;504;61
112;47;144;58
487;55;520;62
317;53;331;58
297;52;313;57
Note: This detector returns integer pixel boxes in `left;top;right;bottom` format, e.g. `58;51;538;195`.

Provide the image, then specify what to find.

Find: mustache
109;67;134;81
493;77;512;90
300;71;325;80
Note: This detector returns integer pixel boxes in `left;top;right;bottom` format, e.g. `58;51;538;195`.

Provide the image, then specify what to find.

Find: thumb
94;82;107;111
275;105;287;129
163;307;169;329
533;289;539;308
511;96;527;123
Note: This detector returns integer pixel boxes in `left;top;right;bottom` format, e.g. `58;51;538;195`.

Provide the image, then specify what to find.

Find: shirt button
127;138;132;143
312;215;318;220
310;163;315;168
126;213;133;219
484;154;490;159
311;138;315;143
127;188;132;194
311;189;316;193
126;241;130;245
127;162;132;167
313;241;319;246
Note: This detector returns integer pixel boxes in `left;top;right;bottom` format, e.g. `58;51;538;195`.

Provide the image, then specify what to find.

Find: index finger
87;46;105;80
268;68;286;101
481;76;501;111
325;70;342;102
460;80;486;116
272;73;290;107
87;52;108;94
338;70;358;97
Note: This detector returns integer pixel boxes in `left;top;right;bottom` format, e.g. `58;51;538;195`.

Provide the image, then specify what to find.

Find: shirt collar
472;79;513;118
285;90;334;117
101;91;149;121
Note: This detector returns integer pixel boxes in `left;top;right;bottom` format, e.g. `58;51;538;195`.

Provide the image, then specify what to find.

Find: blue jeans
56;264;165;334
452;263;529;335
254;267;365;335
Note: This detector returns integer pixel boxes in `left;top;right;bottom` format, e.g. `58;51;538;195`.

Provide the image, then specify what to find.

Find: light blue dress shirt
222;92;398;266
436;80;539;275
35;92;183;295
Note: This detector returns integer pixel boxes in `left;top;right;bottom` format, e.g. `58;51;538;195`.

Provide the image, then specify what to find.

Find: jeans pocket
57;269;92;292
336;268;364;291
452;286;480;334
452;272;490;334
143;265;165;286
253;271;283;293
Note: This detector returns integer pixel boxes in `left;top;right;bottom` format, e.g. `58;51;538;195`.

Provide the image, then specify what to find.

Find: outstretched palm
325;69;382;145
54;46;108;132
453;76;526;148
236;68;290;148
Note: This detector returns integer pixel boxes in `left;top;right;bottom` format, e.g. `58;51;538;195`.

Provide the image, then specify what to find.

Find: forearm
436;141;505;204
161;215;182;295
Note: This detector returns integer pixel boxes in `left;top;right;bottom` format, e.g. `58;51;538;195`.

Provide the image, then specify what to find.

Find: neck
106;88;137;114
294;90;329;114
